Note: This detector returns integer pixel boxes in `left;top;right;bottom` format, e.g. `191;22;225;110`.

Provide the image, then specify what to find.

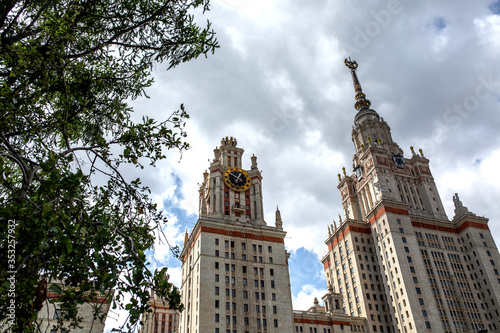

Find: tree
0;0;218;331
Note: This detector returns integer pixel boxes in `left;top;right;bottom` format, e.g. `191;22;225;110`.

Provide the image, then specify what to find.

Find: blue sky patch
433;17;446;31
289;247;327;296
489;0;500;14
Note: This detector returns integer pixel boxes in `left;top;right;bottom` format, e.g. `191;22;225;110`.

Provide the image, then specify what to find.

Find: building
177;59;500;333
35;282;113;333
179;136;295;333
139;291;180;333
321;59;500;333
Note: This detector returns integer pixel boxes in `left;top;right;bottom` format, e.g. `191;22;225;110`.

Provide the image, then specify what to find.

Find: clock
354;165;363;179
224;167;251;191
392;153;405;169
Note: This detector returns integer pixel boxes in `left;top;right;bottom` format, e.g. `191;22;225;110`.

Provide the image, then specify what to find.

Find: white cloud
292;284;328;312
475;14;500;56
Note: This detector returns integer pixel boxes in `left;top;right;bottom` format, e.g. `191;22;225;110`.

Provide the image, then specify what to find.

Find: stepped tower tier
199;136;265;225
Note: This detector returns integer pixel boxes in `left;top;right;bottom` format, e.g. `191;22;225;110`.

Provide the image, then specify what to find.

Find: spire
184;229;189;246
344;57;372;111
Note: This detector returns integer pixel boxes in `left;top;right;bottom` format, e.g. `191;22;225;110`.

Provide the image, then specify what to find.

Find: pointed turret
184;229;189;246
275;206;283;230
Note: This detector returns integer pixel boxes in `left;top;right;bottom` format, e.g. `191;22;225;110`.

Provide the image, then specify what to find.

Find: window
242;243;246;250
242;266;247;273
225;264;229;271
274;319;278;327
270;269;274;276
53;309;62;320
215;300;219;308
399;228;404;233
225;240;229;248
243;278;247;286
215;262;219;269
416;288;421;294
268;246;272;253
271;280;275;288
402;237;407;243
215;287;219;295
215;250;219;256
215;238;219;245
215;314;219;322
225;289;229;296
255;292;259;300
273;306;277;313
269;257;273;263
243;291;248;298
272;293;276;301
215;274;219;282
244;303;248;312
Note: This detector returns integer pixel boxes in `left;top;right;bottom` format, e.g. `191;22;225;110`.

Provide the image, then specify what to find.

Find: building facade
179;137;295;333
321;59;500;333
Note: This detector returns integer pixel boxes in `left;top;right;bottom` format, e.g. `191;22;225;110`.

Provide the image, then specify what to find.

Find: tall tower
322;59;500;333
179;137;294;333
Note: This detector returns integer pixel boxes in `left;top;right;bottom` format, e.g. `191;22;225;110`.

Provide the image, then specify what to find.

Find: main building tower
322;59;500;333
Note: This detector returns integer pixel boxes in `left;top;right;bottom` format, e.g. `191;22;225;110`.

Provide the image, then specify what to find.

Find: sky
105;0;500;328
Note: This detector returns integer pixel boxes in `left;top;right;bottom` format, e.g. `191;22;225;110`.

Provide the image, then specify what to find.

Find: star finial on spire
344;57;371;111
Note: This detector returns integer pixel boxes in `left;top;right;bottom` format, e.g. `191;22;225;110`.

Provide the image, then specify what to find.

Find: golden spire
344;57;372;111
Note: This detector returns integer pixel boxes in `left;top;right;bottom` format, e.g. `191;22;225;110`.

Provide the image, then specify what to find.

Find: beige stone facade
35;287;113;333
179;137;295;333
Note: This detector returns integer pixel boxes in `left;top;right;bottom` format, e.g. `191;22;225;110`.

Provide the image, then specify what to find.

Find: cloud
292;284;328;312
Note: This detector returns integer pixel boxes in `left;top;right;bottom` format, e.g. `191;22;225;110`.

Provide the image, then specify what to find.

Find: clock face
224;167;251;191
354;166;363;179
392;153;405;169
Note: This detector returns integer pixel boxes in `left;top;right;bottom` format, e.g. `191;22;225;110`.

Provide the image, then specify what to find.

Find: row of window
215;250;274;263
215;239;273;253
215;274;276;288
214;316;278;327
214;287;277;300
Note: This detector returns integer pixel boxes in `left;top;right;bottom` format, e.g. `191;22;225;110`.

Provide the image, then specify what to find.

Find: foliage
0;0;217;331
